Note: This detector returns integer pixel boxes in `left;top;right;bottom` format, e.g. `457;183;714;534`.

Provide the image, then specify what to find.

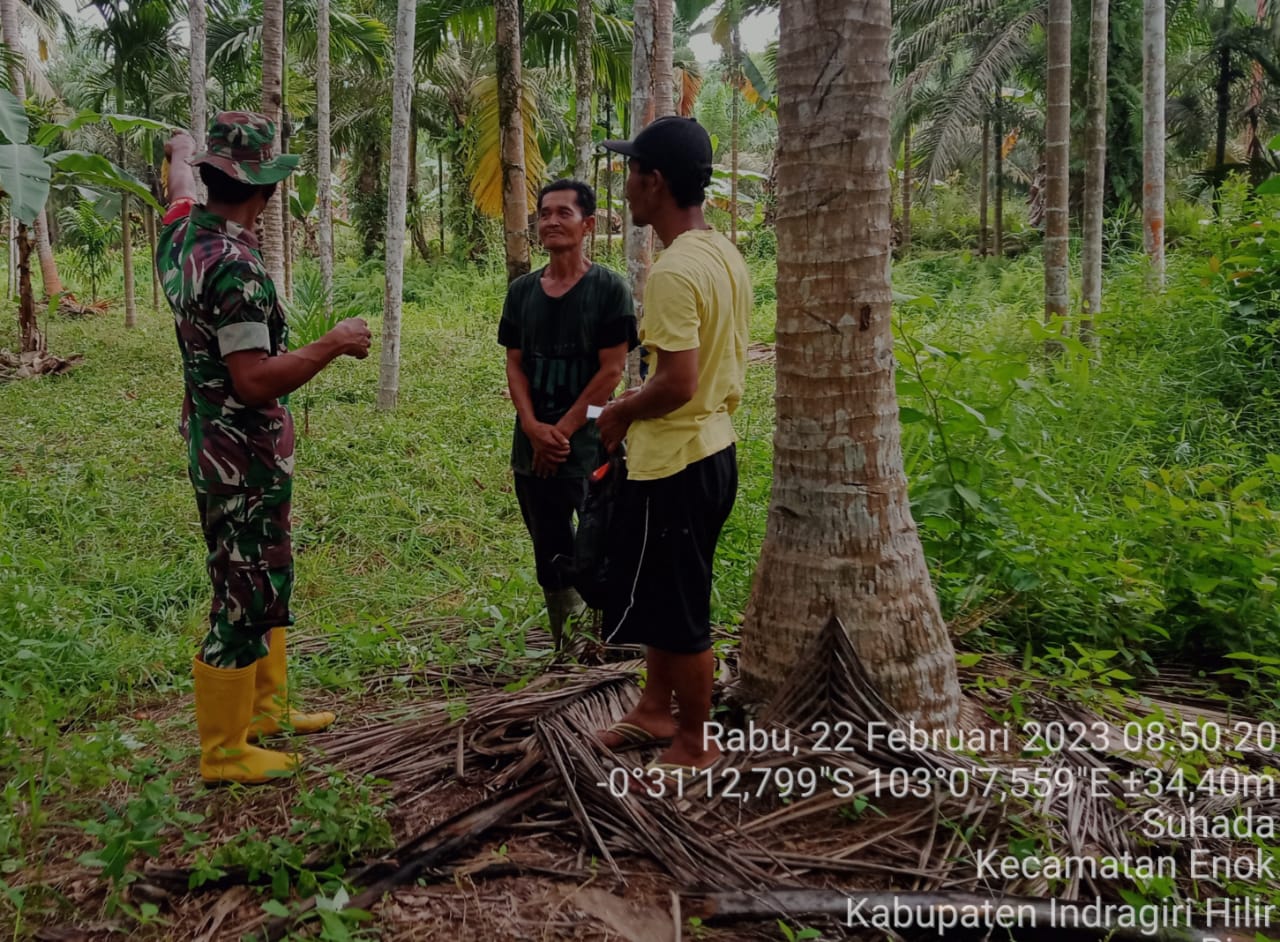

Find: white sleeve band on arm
218;322;271;355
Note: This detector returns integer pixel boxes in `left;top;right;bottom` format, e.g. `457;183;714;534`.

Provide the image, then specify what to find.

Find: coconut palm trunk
1080;0;1108;344
740;0;961;728
979;116;989;256
116;77;137;328
625;0;655;385
189;0;207;151
1142;0;1165;286
33;212;60;301
729;17;740;245
655;0;673;116
260;0;286;289
377;0;416;412
496;0;530;282
993;103;1003;257
574;0;594;178
1044;0;1070;329
316;0;333;317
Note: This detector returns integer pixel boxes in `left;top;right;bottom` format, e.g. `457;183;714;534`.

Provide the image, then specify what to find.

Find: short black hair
629;159;706;209
537;179;596;219
199;164;277;206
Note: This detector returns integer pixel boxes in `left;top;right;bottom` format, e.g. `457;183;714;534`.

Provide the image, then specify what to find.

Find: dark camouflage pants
191;473;295;668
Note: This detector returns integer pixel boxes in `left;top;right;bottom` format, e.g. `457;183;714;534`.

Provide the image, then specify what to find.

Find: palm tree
1081;0;1107;342
1143;0;1165;286
190;0;207;151
316;0;333;317
496;0;530;282
88;0;180;329
741;0;961;727
893;0;1046;193
625;0;655;384
1043;0;1069;329
574;0;594;177
260;0;285;291
377;0;415;412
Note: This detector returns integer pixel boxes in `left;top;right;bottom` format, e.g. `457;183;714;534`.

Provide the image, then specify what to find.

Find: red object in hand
590;462;611;483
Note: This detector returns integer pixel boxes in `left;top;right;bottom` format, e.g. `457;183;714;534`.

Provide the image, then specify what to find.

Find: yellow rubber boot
193;657;298;785
248;628;336;741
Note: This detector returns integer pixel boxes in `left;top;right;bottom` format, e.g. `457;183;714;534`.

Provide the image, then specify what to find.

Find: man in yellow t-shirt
596;116;751;773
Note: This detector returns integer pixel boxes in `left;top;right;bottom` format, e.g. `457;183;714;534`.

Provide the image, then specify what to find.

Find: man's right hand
524;421;570;477
329;318;372;358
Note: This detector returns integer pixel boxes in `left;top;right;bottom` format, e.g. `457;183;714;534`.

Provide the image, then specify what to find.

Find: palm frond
913;4;1043;185
466;72;545;217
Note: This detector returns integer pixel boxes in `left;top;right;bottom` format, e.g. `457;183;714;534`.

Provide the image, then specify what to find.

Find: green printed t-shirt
498;263;637;477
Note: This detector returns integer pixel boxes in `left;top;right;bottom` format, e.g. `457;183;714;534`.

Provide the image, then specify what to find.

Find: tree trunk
574;0;594;178
1080;0;1108;345
741;0;961;728
33;213;60;301
625;0;656;385
118;110;137;329
378;0;416;412
260;0;286;290
655;0;673;117
147;199;158;312
438;149;446;255
604;94;614;256
730;19;741;245
496;0;530;282
408;119;431;260
1213;44;1231;212
189;0;207;151
282;173;293;299
316;0;333;318
979;116;989;256
994;103;1003;257
1142;0;1165;286
902;122;911;252
1044;0;1071;329
16;224;41;354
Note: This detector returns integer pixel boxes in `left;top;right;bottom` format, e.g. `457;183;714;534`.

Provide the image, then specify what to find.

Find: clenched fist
330;318;372;359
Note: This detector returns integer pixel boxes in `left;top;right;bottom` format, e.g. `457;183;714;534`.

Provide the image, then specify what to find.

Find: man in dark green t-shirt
499;180;636;650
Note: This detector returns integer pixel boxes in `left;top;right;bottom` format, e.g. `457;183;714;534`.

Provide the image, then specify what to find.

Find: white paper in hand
586;405;604;420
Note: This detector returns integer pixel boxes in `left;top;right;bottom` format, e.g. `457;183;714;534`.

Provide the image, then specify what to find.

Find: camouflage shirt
157;205;294;492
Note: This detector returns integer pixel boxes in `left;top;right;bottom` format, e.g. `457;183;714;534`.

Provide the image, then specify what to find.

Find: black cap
602;115;713;186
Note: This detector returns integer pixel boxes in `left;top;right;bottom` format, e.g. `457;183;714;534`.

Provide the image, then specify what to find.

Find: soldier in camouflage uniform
159;113;372;785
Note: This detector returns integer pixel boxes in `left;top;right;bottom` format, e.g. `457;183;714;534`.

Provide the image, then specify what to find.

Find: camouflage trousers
191;473;295;668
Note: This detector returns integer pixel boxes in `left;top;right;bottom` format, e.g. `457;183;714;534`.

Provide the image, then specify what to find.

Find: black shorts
601;445;737;654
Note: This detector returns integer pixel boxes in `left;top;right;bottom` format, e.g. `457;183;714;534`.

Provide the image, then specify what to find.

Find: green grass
0;252;776;725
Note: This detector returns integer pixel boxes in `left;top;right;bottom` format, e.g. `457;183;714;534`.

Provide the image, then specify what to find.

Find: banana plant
0;91;163;355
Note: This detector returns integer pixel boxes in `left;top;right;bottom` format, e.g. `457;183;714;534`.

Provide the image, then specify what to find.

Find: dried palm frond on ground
27;615;1280;940
0;347;83;380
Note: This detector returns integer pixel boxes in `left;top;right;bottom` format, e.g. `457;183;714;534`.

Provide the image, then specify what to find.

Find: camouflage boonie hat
189;111;299;185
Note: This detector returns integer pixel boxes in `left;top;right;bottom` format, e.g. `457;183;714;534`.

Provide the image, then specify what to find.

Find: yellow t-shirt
626;228;752;480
